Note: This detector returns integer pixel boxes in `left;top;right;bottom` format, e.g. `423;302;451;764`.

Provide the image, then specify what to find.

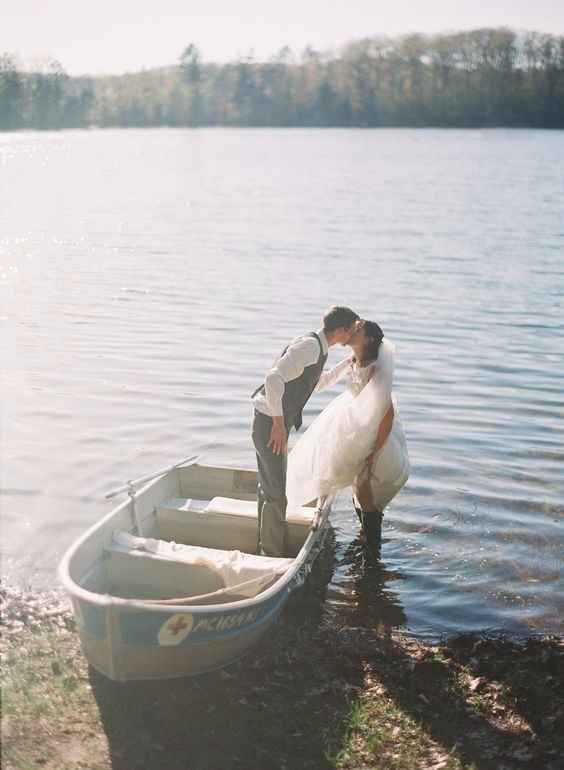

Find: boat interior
74;465;317;606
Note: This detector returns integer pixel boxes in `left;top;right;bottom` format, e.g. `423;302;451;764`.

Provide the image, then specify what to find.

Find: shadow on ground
354;629;564;770
338;537;564;770
89;531;363;770
88;532;564;770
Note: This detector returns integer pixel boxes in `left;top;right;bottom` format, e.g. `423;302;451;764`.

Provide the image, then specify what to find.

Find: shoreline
2;585;562;770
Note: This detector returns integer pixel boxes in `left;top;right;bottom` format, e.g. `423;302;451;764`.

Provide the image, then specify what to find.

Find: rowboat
58;457;332;681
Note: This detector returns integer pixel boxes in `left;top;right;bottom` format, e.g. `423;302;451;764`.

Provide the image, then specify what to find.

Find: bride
286;320;410;548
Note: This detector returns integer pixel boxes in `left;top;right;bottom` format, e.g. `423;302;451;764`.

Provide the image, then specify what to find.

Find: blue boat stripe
170;593;287;646
118;585;291;646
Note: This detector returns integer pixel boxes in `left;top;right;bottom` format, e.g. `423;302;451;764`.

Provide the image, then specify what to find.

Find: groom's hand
268;416;287;454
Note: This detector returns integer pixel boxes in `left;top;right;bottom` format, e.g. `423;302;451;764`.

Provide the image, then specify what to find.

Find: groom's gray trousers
252;410;289;557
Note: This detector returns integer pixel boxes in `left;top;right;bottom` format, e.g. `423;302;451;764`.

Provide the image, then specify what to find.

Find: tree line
1;28;564;131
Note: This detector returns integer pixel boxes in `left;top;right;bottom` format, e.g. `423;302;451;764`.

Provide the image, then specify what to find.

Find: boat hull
60;464;331;681
75;591;286;680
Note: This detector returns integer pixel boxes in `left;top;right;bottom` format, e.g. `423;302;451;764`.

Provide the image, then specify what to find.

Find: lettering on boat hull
157;607;263;646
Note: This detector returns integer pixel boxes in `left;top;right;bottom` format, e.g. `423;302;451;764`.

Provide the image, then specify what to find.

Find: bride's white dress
286;338;410;511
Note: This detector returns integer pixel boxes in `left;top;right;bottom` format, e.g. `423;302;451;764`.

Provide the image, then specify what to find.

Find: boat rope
147;569;284;605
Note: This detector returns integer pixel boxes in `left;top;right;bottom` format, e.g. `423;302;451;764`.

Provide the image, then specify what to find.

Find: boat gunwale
58;464;330;615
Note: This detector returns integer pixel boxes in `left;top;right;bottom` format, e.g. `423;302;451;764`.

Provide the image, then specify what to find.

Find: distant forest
1;28;564;130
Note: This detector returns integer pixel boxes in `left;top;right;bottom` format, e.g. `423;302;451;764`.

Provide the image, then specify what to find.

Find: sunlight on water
1;128;563;639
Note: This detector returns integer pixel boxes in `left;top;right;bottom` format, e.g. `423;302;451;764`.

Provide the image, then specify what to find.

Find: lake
2;127;563;640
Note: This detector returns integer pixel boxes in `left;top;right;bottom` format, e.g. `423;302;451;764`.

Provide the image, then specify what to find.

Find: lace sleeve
315;357;352;392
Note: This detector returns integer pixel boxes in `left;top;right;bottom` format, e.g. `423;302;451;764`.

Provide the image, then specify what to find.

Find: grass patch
1;630;108;770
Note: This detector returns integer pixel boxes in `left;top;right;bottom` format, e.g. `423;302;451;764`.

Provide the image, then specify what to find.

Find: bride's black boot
361;510;384;556
353;498;383;554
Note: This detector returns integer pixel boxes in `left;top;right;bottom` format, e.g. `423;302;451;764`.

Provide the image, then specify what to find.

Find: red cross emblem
168;616;189;635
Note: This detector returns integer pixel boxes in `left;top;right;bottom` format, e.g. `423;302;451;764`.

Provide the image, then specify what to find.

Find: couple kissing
252;306;410;558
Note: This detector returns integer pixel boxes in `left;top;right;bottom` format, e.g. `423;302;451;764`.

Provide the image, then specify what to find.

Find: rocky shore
1;585;74;643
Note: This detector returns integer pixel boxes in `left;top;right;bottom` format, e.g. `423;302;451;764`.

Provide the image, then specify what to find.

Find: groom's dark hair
323;306;359;333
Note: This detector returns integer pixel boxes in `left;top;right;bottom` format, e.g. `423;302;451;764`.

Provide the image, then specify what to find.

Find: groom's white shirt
253;330;329;418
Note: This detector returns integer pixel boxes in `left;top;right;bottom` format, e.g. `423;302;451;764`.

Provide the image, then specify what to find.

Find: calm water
2;128;563;640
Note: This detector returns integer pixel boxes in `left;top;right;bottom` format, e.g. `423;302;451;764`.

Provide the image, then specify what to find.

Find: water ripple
2;127;563;638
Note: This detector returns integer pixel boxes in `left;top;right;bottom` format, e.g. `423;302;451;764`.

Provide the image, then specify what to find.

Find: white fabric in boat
111;531;292;592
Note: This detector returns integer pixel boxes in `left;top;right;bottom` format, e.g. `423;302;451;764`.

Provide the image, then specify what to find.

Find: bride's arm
315;356;353;392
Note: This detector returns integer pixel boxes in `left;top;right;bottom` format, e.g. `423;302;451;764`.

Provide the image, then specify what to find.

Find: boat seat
106;531;292;602
156;496;315;556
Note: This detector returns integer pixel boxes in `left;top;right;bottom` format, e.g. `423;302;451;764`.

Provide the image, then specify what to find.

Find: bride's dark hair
359;320;384;366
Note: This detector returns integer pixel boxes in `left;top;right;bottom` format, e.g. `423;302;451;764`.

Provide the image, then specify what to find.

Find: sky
2;0;564;76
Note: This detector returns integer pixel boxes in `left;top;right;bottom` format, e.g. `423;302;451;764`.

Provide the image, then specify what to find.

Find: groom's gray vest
252;332;328;432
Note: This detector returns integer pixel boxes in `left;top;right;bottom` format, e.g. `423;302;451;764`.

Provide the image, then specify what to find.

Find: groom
251;306;360;556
